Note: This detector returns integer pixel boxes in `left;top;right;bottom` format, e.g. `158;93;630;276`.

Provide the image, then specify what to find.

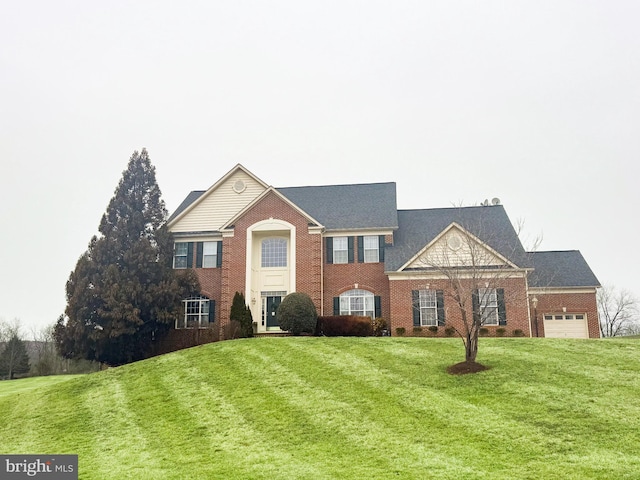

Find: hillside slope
1;338;639;479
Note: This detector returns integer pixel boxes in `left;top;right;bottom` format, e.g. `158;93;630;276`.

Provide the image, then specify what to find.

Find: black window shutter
326;238;333;264
374;296;381;318
412;290;420;326
436;290;446;326
357;236;364;263
497;289;507;325
187;242;194;268
472;289;480;324
209;300;215;323
196;242;203;268
348;237;354;263
378;235;385;262
333;297;340;315
216;241;223;268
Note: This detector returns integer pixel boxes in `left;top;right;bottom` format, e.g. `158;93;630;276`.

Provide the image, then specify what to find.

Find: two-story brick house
166;164;600;341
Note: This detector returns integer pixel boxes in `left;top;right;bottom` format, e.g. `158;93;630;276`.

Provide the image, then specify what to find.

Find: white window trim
339;289;375;318
363;235;379;263
479;288;499;326
177;296;211;329
333;237;348;264
418;289;438;326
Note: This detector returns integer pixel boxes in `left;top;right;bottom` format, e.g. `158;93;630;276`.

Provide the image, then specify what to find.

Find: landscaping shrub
316;316;373;336
496;327;506;337
395;327;406;336
230;291;253;338
428;326;438;333
513;329;525;337
372;317;388;336
479;327;489;337
276;292;318;335
445;326;456;337
413;326;423;334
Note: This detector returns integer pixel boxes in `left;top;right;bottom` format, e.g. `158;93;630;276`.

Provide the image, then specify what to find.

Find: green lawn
1;338;639;479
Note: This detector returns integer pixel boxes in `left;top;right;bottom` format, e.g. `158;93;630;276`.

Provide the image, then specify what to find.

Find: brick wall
390;276;532;337
219;191;323;333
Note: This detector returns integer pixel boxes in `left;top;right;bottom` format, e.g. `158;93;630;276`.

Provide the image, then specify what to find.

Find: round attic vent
233;179;246;193
447;234;462;251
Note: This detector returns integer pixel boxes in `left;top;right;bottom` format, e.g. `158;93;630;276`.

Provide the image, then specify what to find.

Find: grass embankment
1;338;639;479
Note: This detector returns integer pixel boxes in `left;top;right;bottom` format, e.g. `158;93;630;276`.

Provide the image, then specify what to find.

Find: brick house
165;164;600;341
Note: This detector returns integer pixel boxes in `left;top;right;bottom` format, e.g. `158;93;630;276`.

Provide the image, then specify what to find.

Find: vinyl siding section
171;171;266;233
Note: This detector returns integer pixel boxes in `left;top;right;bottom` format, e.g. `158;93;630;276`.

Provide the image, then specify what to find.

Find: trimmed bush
413;326;423;334
395;327;406;336
496;327;506;337
230;291;253;338
317;316;373;336
428;326;438;333
513;329;526;337
372;317;388;336
276;292;318;336
479;327;489;337
444;326;456;337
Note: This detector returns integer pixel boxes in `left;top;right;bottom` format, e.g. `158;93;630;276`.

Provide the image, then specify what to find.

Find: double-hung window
478;288;499;326
202;241;217;268
333;237;349;264
412;289;445;327
418;290;438;326
363;235;379;263
174;242;189;269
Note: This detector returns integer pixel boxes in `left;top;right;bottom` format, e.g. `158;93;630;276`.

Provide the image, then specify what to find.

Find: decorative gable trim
398;222;520;272
220;187;324;233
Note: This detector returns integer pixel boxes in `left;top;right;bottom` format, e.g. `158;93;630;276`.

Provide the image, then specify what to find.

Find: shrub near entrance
276;292;318;335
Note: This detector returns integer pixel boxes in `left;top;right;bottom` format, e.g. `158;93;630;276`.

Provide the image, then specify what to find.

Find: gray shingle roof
167;190;205;223
277;182;398;231
528;251;600;288
385;205;531;271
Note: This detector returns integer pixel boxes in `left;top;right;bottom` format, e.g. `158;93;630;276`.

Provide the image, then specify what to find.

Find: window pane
262;238;287;267
339;289;376;318
363;236;379;263
333;237;348;264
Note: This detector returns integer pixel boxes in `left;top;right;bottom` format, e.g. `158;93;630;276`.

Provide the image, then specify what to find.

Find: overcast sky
1;1;639;333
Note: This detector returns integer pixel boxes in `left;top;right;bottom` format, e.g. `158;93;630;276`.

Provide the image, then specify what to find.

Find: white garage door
543;314;588;338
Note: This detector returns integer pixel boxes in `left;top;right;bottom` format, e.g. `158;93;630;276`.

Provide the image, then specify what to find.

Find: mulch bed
446;361;490;375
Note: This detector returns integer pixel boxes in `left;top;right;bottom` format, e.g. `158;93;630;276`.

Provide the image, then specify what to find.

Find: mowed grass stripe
157;351;333;480
275;339;555;478
239;339;485;479
1;338;640;479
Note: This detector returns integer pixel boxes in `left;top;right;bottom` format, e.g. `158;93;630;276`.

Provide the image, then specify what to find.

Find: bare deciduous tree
598;285;639;337
408;207;533;366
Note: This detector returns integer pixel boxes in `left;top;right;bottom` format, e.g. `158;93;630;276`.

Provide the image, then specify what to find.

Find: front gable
221;187;324;235
168;165;268;233
402;223;517;271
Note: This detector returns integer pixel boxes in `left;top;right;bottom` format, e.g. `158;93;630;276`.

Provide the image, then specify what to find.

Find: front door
263;295;282;329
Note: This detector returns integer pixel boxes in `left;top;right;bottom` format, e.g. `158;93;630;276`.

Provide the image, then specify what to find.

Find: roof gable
220;187;323;231
386;205;530;272
403;223;517;271
167;164;268;233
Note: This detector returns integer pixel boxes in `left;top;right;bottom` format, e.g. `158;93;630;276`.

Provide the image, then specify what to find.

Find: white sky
1;1;639;333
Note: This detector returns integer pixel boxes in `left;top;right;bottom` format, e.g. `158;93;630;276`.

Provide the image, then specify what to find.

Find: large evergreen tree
54;149;199;366
0;334;30;380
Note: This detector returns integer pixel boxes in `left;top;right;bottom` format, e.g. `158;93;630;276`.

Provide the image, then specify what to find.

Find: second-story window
261;238;287;267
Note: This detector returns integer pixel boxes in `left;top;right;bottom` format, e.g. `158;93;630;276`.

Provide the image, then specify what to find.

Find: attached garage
543;313;589;339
